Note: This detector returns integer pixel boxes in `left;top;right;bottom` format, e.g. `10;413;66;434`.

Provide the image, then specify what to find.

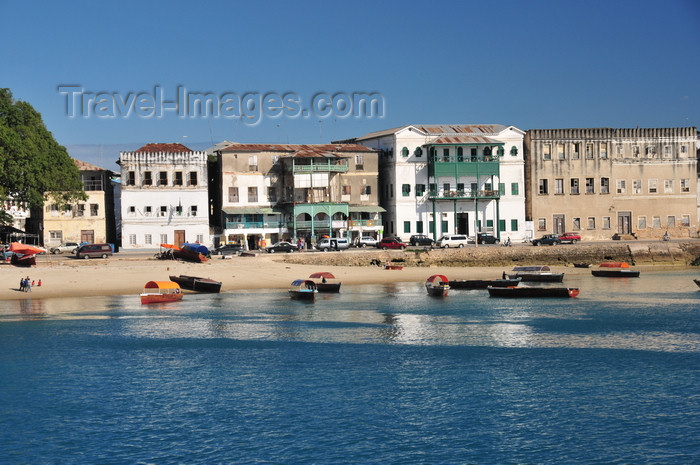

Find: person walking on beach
19;277;25;292
25;276;31;292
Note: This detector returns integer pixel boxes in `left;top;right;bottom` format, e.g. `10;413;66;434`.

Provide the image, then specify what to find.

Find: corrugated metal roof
73;158;110;172
348;205;386;213
220;143;374;155
427;135;501;145
135;143;193;153
356;124;508;140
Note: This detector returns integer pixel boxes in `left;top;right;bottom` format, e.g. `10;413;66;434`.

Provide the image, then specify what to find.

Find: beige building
525;127;698;240
43;159;117;247
211;143;381;249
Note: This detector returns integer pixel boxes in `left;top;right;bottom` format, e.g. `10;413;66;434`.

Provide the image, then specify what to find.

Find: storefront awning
348;205;386;213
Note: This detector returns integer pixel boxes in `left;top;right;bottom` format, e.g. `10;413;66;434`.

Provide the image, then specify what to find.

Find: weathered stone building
524;127;698;240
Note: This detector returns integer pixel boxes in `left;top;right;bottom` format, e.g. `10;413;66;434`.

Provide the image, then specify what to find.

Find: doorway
174;230;185;246
80;230;94;244
553;215;565;234
457;213;469;236
617;212;632;234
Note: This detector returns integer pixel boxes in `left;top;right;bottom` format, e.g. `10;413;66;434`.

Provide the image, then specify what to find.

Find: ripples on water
1;270;699;464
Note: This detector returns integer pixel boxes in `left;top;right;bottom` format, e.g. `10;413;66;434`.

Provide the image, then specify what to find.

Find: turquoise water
1;271;699;464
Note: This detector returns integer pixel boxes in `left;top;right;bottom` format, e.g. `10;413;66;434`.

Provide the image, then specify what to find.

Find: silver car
49;242;79;254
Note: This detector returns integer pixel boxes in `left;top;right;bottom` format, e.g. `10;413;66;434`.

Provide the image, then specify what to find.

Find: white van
315;237;350;252
436;235;469;248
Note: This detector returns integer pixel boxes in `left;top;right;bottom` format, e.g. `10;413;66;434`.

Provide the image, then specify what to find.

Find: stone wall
276;241;700;268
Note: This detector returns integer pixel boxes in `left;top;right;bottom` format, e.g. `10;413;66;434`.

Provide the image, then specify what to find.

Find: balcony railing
428;190;500;200
288;162;348;173
225;221;285;229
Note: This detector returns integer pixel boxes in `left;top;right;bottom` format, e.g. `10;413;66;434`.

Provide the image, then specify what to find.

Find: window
90;204;98;216
510;146;518;156
538;218;547;231
342;185;351;195
190;205;197;216
174;172;183;186
248;187;258;202
160;206;167;217
196;234;204;244
415;184;425;196
129;234;136;245
128;205;136;216
145;234;152;245
498;183;505;196
127;171;135;186
664;180;673;193
682;215;690;226
429;183;437;195
586;143;593;159
667;216;676;228
143;171;152;186
557;143;565;160
648;179;658;194
355;154;364;169
145;206;152;216
681;145;688;155
499;219;506;232
268;186;277;202
554;179;564;195
539;179;548;195
573;217;581;230
572;143;580;160
638;216;647;229
361;185;371;195
76;204;85;217
457;183;465;195
646;146;655;157
585;178;595;194
49;230;62;241
189;172;198;186
441;221;448;233
616;180;626;194
417;221;424;233
229;187;239;203
443;183;451;195
600;142;608;159
442;148;449;162
600;177;609;194
633;180;642;194
429;221;435;234
632;146;640;158
681;179;690;193
175;204;183;216
402;184;411;196
401;147;409;157
510;219;518;231
587;217;596;229
158;171;168;186
457;147;464;161
415;147;423;157
602;217;611;229
160;234;167;244
511;183;519;195
403;221;410;233
543;143;551;160
664;146;671;158
616;144;623;157
249;155;258;171
570;178;579;195
652;216;661;228
390;183;393;198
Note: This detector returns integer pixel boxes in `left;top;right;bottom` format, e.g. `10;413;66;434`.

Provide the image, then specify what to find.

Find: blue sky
2;0;699;170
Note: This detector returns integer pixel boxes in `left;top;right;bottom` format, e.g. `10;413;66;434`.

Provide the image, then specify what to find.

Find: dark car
532;234;561;246
377;237;407;250
558;232;582;244
212;243;243;255
265;241;297;253
409;235;434;246
476;233;499;244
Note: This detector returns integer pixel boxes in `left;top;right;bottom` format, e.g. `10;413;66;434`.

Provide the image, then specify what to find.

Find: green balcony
428;190;500;200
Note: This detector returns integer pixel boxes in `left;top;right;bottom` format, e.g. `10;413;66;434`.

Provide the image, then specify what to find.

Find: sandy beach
0;252;531;301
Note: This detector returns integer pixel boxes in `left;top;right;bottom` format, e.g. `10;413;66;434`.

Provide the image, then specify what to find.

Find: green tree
0;88;86;225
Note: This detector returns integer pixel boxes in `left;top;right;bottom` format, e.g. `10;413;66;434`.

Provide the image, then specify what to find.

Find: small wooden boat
449;278;521;289
10;253;36;267
289;279;318;300
487;286;579;298
573;263;591;268
309;272;341;293
140;281;183;304
425;274;450;296
507;265;564;283
8;242;44;267
385;261;403;270
169;275;222;293
694;279;700;288
591;262;640;278
173;243;210;263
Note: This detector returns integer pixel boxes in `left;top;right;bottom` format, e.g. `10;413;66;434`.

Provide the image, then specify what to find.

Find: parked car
532;234;561;246
436;234;469;248
265;241;297;253
558;232;582;244
476;233;499;244
49;242;79;254
409;235;435;246
75;243;113;259
212;243;243;255
354;236;379;248
377;237;407;250
316;237;350;252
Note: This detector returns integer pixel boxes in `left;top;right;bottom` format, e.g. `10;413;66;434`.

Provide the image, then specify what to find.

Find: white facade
118;144;210;249
356;124;526;242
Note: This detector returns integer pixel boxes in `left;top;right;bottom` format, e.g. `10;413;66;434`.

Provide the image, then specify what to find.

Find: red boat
591;262;640;278
140;281;183;304
425;274;450;296
8;242;45;267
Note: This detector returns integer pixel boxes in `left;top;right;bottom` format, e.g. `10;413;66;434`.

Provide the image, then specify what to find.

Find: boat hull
140;293;184;304
487;286;579;298
449;278;521;289
695;279;700;288
591;270;640;278
507;273;564;283
169;275;222;293
426;285;449;296
316;283;341;293
289;290;317;300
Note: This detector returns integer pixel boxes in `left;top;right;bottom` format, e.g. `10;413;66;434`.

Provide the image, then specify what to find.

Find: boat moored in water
591;262;640;278
140;281;183;304
487;285;579;298
308;272;342;293
506;265;564;283
449;277;522;289
289;279;318;300
425;274;450;296
169;275;222;293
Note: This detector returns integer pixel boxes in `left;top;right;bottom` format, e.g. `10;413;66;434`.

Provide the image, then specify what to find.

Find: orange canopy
9;242;45;255
160;243;181;250
599;262;630;268
144;281;180;290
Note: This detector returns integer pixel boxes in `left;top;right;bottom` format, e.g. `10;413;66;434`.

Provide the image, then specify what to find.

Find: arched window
510;146;518;156
497;146;504;157
414;147;423;157
401;147;409;157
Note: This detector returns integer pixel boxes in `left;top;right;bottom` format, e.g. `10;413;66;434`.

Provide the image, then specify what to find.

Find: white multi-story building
118;143;210;249
353;124;527;242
